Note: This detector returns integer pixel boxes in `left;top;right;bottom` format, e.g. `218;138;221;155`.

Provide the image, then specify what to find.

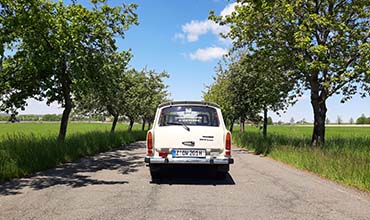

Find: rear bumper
144;156;234;165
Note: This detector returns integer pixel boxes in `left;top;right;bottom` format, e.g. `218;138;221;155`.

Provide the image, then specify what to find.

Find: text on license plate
172;149;206;158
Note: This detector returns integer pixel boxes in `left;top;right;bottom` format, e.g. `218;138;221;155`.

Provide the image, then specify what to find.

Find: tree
234;52;294;137
75;51;132;133
290;117;295;125
349;117;354;124
356;114;367;124
0;0;138;141
204;50;294;135
204;61;263;133
123;68;169;131
8;113;18;123
211;0;370;145
138;69;169;131
325;118;330;124
267;117;273;125
203;61;239;132
75;66;168;132
301;118;307;124
336;115;342;125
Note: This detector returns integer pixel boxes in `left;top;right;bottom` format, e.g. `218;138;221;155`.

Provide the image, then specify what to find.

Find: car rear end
145;101;233;179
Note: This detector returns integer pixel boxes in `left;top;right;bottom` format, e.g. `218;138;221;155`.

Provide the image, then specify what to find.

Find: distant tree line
0;112;167;123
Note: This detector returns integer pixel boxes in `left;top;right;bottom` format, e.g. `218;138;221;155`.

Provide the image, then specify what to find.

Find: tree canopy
0;0;138;141
211;0;370;145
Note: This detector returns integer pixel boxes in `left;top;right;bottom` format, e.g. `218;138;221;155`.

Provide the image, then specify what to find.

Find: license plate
172;149;206;158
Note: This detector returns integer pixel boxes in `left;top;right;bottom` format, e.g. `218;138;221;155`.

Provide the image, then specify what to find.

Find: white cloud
175;2;239;43
220;2;239;17
189;47;228;61
181;20;229;42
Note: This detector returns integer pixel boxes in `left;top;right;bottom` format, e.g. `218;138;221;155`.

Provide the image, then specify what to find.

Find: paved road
1;141;370;220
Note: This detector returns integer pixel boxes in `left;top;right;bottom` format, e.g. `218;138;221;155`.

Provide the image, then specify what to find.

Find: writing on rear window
159;105;219;127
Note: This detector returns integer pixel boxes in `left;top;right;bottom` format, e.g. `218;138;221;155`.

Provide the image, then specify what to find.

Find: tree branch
328;29;370;96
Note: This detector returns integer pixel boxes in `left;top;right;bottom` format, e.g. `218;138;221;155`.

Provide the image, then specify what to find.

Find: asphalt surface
1;141;370;220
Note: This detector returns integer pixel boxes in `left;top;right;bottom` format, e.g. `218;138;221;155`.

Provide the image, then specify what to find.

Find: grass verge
0;129;146;183
233;127;370;192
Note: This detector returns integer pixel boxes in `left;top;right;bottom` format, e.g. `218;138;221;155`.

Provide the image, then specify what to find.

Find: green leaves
210;0;370;144
1;0;137;109
75;64;169;132
0;0;138;139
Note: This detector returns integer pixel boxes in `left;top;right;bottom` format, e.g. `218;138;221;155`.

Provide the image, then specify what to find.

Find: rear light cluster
159;152;168;158
147;131;153;155
225;132;231;157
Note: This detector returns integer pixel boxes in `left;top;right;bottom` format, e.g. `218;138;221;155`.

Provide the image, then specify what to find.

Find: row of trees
205;0;370;145
356;114;370;124
2;114;62;121
203;50;295;136
0;0;169;141
0;114;99;122
75;67;169;132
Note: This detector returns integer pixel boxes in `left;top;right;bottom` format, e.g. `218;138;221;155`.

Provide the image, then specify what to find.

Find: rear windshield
159;105;219;127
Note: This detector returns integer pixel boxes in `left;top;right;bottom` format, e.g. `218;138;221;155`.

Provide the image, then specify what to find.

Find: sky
16;0;370;123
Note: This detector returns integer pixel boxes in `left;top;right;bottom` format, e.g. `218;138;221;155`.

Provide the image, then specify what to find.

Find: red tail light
159;152;168;158
147;131;153;155
226;132;231;150
225;132;231;156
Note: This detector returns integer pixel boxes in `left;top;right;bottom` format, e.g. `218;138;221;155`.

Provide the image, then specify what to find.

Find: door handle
182;141;195;146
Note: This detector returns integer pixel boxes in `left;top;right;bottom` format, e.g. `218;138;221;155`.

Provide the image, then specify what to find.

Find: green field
0;122;146;183
233;125;370;191
0;122;142;139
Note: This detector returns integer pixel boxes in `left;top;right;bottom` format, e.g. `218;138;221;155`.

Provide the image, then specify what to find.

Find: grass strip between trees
0;130;146;183
233;128;370;192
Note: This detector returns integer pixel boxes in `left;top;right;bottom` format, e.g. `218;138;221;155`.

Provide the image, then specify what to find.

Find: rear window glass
159;105;219;127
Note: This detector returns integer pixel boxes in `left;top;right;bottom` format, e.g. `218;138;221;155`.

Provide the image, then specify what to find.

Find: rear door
153;105;224;152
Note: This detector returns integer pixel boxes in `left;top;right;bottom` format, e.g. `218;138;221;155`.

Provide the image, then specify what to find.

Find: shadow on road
0;142;144;196
150;166;236;186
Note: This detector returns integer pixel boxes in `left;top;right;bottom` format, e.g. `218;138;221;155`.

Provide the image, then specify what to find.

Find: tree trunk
128;118;134;131
141;118;146;131
111;114;119;133
229;118;235;132
148;122;152;129
58;103;72;142
107;105;119;134
239;117;245;132
58;59;72;142
262;108;268;138
311;101;327;146
311;82;327;146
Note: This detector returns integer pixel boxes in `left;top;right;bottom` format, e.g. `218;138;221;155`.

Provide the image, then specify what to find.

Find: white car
144;101;234;179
